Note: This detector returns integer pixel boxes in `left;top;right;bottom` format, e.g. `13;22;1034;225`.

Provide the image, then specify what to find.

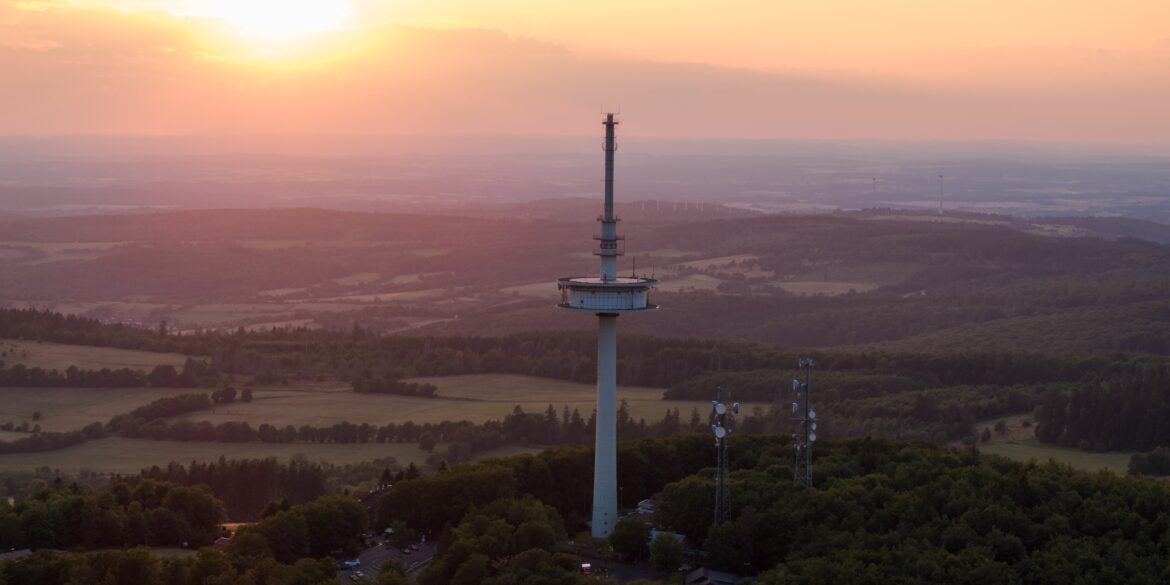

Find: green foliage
609;518;651;561
649;532;684;575
1128;446;1170;476
352;376;438;397
377;464;516;534
243;495;367;563
688;437;1170;584
1035;364;1170;451
0;479;223;550
417;496;572;585
385;520;417;549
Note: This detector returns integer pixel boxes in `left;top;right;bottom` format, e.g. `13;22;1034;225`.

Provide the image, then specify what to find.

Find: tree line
1033;363;1170;451
0;356;217;389
0;493;372;585
351;375;438;397
0;479;223;550
0;393;213;455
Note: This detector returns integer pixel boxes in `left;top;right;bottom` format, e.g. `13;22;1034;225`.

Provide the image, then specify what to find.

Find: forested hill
4;208;1170;353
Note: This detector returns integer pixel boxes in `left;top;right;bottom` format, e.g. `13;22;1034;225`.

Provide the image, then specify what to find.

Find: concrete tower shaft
555;114;657;538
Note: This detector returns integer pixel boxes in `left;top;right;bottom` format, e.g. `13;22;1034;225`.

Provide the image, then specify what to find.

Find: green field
0;387;197;431
979;440;1133;475
175;374;720;428
970;414;1133;474
0;339;190;371
0;436;537;474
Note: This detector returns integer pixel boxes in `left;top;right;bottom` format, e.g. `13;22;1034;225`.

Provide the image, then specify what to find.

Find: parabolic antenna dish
809;432;817;442
714;426;727;439
715;403;727;415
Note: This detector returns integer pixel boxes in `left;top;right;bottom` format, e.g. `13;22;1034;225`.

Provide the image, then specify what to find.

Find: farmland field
979;440;1132;475
0;436;537;474
0;339;190;371
654;273;724;292
0;387;197;432
175;374;723;428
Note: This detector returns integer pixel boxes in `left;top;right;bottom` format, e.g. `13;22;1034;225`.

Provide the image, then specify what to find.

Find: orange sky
2;0;1168;142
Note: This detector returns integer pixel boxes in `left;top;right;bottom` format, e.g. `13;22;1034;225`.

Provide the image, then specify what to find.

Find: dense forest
7;434;1170;584
379;435;1170;584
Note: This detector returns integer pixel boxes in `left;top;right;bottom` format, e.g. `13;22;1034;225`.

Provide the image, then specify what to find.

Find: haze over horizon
3;0;1170;143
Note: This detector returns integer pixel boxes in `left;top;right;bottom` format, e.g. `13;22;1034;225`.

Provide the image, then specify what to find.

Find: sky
1;0;1169;142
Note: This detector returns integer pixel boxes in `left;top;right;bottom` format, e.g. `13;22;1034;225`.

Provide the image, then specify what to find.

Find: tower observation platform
556;113;658;538
556;113;658;314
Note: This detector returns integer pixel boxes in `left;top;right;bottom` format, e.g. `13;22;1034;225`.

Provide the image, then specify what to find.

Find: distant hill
1040;216;1170;245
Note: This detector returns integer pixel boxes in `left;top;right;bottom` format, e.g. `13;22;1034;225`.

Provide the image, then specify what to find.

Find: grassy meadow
176;374;720;428
0;387;197;432
0;339;190;371
0;436;537;475
971;414;1133;474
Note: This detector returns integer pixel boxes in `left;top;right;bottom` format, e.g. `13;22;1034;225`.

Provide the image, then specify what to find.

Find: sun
182;0;355;42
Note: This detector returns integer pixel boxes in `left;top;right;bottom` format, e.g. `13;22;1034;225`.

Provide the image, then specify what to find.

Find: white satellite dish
809;432;817;442
792;402;799;413
808;410;816;420
732;403;740;414
811;422;817;431
792;380;800;390
715;403;727;415
714;426;727;439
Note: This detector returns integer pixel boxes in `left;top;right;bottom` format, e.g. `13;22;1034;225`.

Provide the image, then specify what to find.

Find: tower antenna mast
792;358;816;488
712;388;738;526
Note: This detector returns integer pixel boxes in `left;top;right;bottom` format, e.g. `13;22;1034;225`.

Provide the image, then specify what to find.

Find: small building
648;528;685;545
685;567;753;585
0;549;32;562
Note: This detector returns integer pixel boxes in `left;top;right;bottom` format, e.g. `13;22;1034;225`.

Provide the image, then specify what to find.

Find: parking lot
336;540;436;582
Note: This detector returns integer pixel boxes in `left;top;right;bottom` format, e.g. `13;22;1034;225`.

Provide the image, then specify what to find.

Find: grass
333;272;381;285
0;436;538;475
655;273;724;292
979;440;1133;475
0;374;724;474
775;281;878;296
970;414;1133;474
501;282;555;298
0;339;190;371
677;254;759;270
0;387;197;432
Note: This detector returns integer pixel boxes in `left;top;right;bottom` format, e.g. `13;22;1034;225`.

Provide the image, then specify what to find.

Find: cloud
0;4;1168;143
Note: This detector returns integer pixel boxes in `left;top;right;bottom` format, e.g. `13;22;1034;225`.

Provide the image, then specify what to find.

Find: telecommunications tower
557;114;658;538
792;358;816;488
711;391;739;525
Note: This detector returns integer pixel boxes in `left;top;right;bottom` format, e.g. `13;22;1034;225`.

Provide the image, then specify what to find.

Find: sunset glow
174;0;354;42
1;0;1168;142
